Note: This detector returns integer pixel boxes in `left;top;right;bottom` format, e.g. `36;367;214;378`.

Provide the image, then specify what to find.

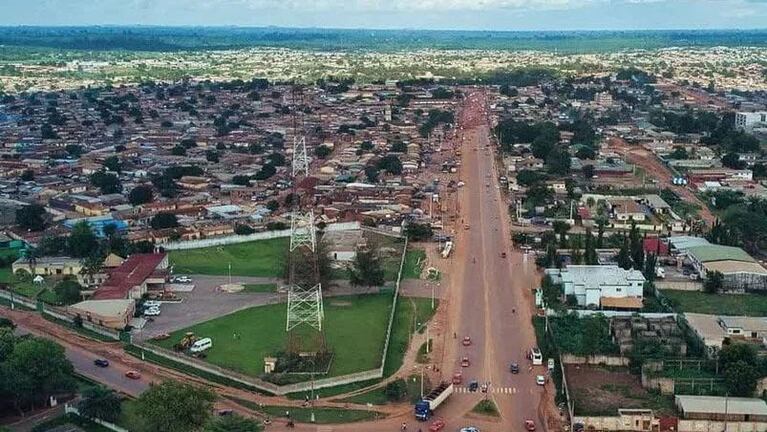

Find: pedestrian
401;422;408;431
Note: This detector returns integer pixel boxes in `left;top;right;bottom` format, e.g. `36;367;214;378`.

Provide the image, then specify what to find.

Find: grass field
472;399;500;417
169;238;288;277
401;249;426;279
242;283;279;293
153;294;395;377
384;297;438;377
661;290;767;316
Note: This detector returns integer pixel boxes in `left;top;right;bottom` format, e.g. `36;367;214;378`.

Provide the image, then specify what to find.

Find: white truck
414;382;454;420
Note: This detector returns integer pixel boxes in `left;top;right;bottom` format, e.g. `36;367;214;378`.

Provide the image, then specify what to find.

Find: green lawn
340;375;425;405
472;399;500;417
230;397;383;424
384;297;438;377
661;290;767;316
401;249;426;279
152;294;395;378
11;279;44;298
242;283;280;293
169;238;288;277
0;266;11;284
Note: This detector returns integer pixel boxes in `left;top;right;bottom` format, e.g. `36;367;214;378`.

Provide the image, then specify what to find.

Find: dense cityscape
0;14;766;432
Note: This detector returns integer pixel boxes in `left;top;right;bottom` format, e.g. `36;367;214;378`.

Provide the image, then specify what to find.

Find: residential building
93;252;168;300
675;395;767;422
548;265;646;309
735;111;767;132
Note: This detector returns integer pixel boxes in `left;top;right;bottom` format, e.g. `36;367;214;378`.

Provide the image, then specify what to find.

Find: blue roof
64;216;128;238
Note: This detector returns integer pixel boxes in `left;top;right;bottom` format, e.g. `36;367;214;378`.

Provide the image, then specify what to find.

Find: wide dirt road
437;89;551;430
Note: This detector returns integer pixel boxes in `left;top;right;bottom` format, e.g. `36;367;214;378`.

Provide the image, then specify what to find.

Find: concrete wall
162;221;361;251
655;281;703;291
65;404;129;432
678;420;767;432
561;353;630;367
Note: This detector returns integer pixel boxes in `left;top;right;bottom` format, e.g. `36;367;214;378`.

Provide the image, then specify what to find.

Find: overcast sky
1;0;766;30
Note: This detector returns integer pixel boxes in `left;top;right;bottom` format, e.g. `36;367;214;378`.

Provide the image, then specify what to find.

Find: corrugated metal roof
676;395;767;416
687;245;755;263
703;260;767;275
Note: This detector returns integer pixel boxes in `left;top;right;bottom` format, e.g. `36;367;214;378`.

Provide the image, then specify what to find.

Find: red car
525;420;536;431
429;419;446;432
125;370;141;380
461;357;470;367
452;372;463;384
462;336;472;346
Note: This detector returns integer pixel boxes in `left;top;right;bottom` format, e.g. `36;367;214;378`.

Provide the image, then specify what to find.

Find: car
480;382;488;393
468;380;479;392
462;336;472;346
536;375;546;386
93;359;109;368
143;300;161;308
144;307;161;317
461;357;470;367
428;419;446;431
217;409;234;416
464;224;470;230
500;252;507;258
452;372;463;384
125;370;141;380
459;427;480;432
510;362;519;374
525;420;536;431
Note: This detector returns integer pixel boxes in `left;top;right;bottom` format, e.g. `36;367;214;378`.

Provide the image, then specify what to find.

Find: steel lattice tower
285;86;324;342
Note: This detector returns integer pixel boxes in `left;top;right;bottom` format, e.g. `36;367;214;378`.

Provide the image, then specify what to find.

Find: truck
414;381;454;420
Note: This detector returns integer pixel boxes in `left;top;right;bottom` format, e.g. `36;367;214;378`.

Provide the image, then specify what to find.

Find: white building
550;265;645;309
735;111;767;132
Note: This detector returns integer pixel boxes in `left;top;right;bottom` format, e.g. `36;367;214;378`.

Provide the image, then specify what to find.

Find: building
594;91;614;107
717;316;767;341
93;252;168;300
735;111;767;132
684;244;767;290
549;265;646;309
13;256;83;278
609;199;647;222
675;395;767;422
67;299;135;330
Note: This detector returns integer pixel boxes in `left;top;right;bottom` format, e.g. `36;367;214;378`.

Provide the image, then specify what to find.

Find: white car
460;428;480;432
173;276;192;283
144;307;161;317
143;300;161;308
536;375;546;386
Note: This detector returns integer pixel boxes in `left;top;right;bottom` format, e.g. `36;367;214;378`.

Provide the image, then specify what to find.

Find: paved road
438;89;552;430
14;323;151;397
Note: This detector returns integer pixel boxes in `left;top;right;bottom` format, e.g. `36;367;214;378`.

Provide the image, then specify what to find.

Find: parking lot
134;275;283;341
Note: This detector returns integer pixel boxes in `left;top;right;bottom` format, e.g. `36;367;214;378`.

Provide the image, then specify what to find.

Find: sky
0;0;766;30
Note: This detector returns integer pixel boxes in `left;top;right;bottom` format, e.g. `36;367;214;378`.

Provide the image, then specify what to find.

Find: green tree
129;185;154;206
0;337;75;413
704;270;724;294
53;279;82;305
103;156;122;173
68;221;99;258
266;200;279;212
20;169;34;181
616;235;632;270
552;221;570;248
376;155;403;175
90;171;122;194
151;213;179;230
724;360;759;396
643;253;657;282
584;229;598;265
205;150;220;163
384;379;408;402
629;222;644;270
314;145;332;158
205;414;263;432
349;246;385;288
405;223;433;241
16;204;47;231
171;145;187;156
78;387;122;423
133;381;216;432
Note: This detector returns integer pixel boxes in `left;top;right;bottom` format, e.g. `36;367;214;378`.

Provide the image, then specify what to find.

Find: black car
468;380;479;392
510;362;520;374
94;359;109;368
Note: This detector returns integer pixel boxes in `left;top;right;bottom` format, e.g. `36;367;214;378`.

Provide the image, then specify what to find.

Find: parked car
510;362;520;374
93;359;109;368
143;300;161;308
125;370;141;380
429;418;446;431
536;375;546;386
144;307;161;317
